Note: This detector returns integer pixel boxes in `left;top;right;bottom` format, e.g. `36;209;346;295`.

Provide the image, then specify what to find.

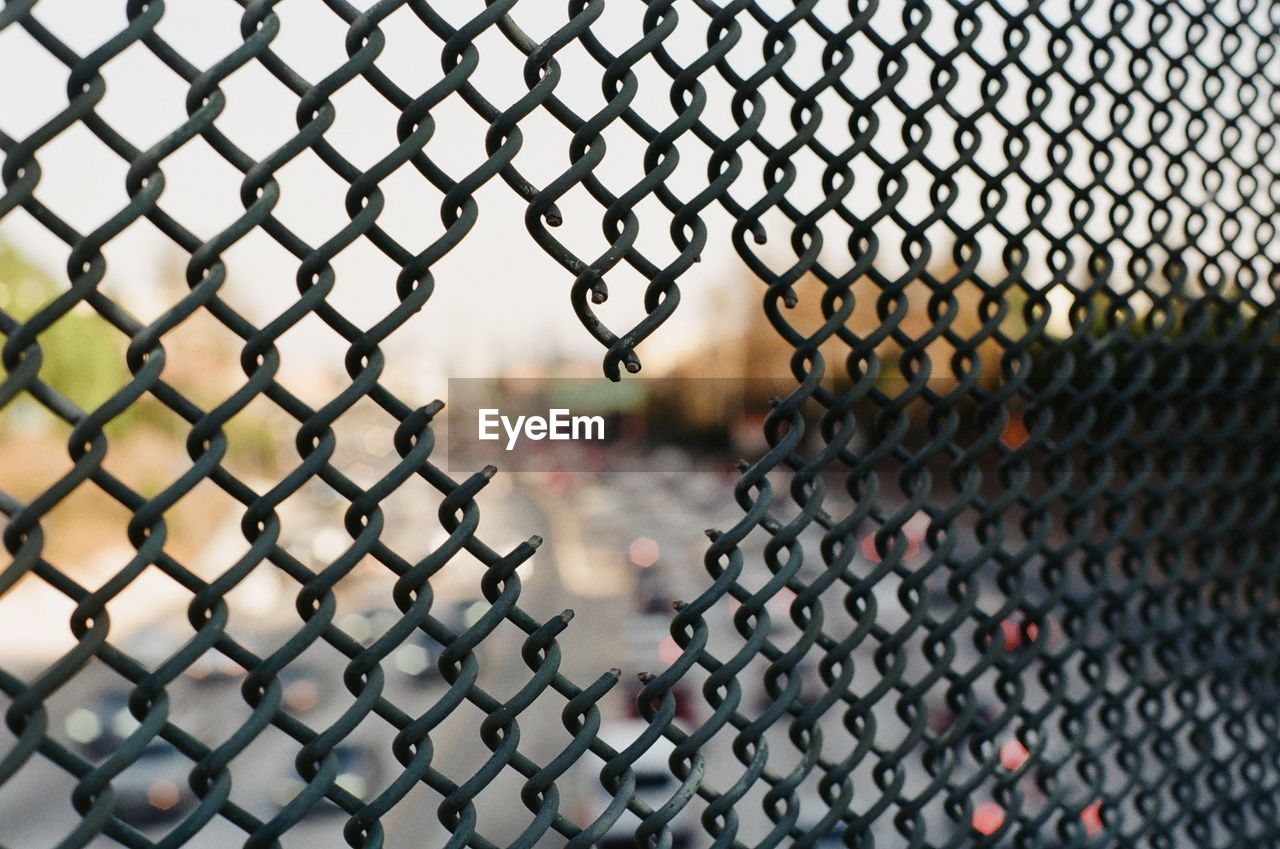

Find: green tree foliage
0;242;134;433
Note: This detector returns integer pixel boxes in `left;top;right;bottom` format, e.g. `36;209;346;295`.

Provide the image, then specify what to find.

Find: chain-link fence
3;0;1280;847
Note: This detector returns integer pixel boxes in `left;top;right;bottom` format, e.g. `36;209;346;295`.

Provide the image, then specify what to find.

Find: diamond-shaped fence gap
864;0;917;45
809;82;854;149
1080;204;1121;261
0;542;81;661
161;468;253;570
145;0;244;74
749;75;810;151
169;369;285;490
1011;230;1053;290
778;145;833;216
621;191;687;271
839;37;890;106
0;23;77;143
135;289;246;402
551;110;643;203
1177;82;1208;130
778;21;844;92
525;41;610;132
948;167;992;236
17;474;135;591
326;400;406;494
1234;203;1266;253
258;144;362;251
968;110;1016;180
0;398;80;506
623;45;690;121
916;218;963;275
260;2;360;93
863;109;913;175
145;130;268;247
1058;36;1100;95
314;708;406;838
0;726;80;841
93;36;192;155
469;697;580;845
409;694;518;831
456;16;546;103
0;728;95;845
255;294;354;400
963;7;1012;69
321;74;411;176
368;481;456;568
23;120;130;238
1012;142;1059;212
1082;104;1125;155
0;204;79;292
159;657;256;746
917;0;958;49
211;59;318;166
272;489;340;567
664;127;721;209
367;3;449;87
680;63;742;137
418;84;522;168
272;623;364;710
21;0;128;55
224;714;323;825
211;225;316;336
1061;132;1105;196
920;101;962;167
64;223;172;330
323;237;412;336
1017;15;1061;81
888;43;942;114
832;169;884;234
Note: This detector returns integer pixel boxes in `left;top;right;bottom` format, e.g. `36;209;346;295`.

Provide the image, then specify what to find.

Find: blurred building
652;261;1019;442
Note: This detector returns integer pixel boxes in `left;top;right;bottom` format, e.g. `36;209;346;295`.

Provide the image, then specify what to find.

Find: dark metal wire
3;0;1280;847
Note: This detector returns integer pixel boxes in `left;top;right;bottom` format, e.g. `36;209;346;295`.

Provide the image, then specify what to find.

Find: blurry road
0;465;1125;848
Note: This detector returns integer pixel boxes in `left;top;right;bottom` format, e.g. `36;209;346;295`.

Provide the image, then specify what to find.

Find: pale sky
0;0;1266;405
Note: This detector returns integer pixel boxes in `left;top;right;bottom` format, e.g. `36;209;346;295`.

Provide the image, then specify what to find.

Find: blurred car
272;742;381;819
390;630;445;684
111;740;196;826
795;814;848;849
65;691;137;760
988;611;1060;653
184;647;245;685
279;662;323;714
119;625;185;669
339;606;469;685
577;720;693;849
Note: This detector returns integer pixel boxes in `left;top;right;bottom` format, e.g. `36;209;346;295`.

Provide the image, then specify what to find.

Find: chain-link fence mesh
3;0;1280;847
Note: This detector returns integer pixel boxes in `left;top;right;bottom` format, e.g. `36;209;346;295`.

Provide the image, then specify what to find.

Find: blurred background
1;0;1275;846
